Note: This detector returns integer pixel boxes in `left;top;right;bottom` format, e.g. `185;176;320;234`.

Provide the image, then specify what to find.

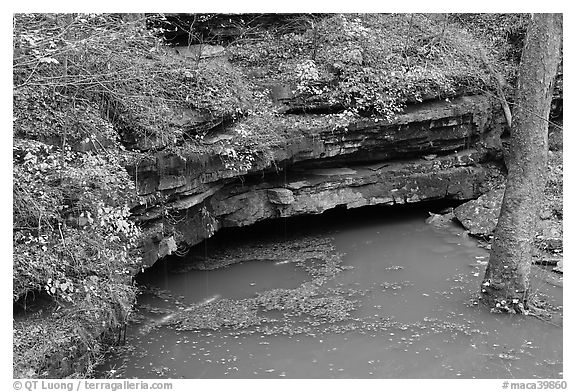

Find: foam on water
98;208;562;379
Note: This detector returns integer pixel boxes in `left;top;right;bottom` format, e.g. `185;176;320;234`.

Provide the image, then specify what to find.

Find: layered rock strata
129;95;506;266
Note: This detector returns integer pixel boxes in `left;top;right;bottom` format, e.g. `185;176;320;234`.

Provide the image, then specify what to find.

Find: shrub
13;13;253;150
229;14;493;120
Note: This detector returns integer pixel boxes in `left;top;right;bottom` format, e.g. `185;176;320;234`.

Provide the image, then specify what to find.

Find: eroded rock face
129;95;501;200
131;95;507;266
211;151;495;227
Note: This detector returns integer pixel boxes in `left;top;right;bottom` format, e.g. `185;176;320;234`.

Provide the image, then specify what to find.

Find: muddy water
98;207;562;379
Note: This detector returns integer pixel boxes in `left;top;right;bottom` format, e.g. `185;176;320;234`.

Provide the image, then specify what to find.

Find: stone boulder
454;184;563;267
454;187;504;236
268;188;295;205
425;208;455;228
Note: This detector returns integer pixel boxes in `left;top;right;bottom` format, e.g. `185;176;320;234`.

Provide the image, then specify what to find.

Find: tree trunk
481;14;562;313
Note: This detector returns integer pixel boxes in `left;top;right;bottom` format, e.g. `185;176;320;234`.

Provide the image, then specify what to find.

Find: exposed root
524;299;562;327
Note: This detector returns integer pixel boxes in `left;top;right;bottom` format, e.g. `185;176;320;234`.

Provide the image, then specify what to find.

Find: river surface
98;206;562;378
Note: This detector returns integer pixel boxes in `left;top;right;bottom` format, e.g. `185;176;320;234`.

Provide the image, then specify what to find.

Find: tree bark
481;14;562;313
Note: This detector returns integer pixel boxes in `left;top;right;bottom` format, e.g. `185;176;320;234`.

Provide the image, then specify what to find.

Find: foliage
449;13;531;89
13;138;140;301
13;13;253;150
13;14;157;376
229;14;492;120
449;13;529;62
13;281;135;378
12;125;140;377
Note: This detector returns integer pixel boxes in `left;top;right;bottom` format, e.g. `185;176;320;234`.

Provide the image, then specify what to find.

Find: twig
58;222;78;266
17;59;43;88
476;86;562;130
403;14;415;69
479;47;512;128
93;137;111;156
